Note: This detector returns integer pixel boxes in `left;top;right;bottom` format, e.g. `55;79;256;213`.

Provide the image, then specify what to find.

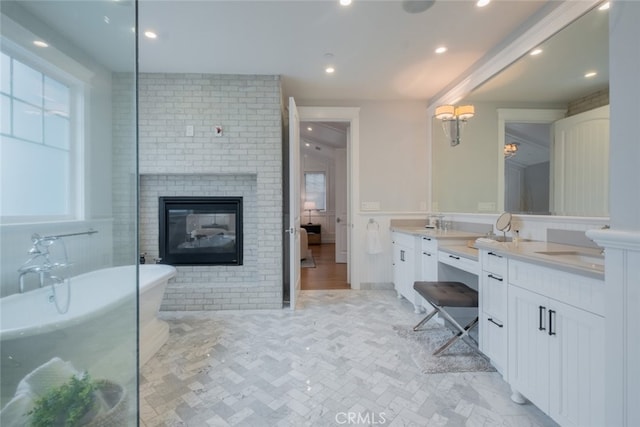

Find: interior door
335;147;348;263
288;97;301;309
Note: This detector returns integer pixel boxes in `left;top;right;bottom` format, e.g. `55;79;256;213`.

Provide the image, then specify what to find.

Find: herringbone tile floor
140;290;557;426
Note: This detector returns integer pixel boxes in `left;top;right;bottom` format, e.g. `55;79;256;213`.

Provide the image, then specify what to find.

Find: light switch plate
186;125;194;137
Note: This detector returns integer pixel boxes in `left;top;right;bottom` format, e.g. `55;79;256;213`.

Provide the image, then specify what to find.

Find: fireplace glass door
159;197;243;265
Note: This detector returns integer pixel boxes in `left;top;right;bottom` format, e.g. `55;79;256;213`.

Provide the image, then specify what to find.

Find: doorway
297;106;360;290
299;121;349;290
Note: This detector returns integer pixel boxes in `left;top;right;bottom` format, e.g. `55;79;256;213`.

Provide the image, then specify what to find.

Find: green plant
27;372;98;427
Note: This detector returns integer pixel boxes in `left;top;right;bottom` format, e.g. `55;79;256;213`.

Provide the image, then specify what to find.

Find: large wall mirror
432;4;609;217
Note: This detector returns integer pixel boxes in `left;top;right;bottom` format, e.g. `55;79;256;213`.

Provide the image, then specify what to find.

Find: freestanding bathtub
0;264;176;406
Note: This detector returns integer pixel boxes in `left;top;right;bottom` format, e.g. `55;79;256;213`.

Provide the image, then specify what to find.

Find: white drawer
438;251;479;275
481;250;508;276
421;236;437;253
481;270;507;319
480;312;507;375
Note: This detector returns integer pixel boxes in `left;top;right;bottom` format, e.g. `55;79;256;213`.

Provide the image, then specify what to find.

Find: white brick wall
112;72;137;266
137;73;283;310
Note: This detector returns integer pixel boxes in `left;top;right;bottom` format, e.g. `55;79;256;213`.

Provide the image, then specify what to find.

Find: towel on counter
366;227;383;254
0;357;80;427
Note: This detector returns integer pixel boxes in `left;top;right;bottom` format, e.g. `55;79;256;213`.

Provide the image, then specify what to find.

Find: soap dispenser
513;230;520;247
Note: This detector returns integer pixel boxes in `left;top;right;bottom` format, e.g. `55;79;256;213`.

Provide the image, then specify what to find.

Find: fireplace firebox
159;197;243;265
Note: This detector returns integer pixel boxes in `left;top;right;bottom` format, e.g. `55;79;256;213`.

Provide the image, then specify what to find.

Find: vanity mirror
431;3;609;217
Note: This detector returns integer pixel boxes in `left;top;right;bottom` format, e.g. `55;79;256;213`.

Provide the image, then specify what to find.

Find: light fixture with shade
434;104;475;146
504;142;519;158
303;201;316;224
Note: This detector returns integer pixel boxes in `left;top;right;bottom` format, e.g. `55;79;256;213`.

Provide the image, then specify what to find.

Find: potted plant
27;373;127;427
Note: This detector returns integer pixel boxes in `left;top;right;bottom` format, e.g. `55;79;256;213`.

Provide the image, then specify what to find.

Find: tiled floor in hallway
140;290;557;426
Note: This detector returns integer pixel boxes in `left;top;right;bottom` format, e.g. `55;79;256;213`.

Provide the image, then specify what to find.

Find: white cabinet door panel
549;300;605;427
508;285;550;413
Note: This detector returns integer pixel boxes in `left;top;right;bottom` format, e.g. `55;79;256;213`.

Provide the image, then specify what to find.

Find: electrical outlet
361;201;380;211
186;125;194;137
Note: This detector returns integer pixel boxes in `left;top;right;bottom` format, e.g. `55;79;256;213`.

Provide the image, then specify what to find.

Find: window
304;172;326;211
1;50;78;220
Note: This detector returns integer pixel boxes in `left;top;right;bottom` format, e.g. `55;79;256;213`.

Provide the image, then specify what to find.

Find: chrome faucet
17;234;56;293
18;265;46;293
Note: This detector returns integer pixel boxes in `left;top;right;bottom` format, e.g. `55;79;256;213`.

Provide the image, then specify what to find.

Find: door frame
297;106;360;288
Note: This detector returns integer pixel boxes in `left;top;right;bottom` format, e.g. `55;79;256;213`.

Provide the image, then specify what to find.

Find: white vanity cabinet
478;250;508;376
391;231;421;312
507;260;605;427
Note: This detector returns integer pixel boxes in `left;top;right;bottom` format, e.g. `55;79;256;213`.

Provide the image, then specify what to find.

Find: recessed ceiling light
340;0;352;6
307;127;313;131
530;48;543;56
435;46;447;54
33;40;48;48
305;142;311;147
599;2;610;11
585;71;598;78
476;0;491;7
144;30;157;39
325;66;335;74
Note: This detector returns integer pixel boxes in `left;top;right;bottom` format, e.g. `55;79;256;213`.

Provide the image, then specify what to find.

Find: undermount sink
535;250;604;266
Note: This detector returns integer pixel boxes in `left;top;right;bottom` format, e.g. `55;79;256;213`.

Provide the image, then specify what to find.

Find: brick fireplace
135;73;283;310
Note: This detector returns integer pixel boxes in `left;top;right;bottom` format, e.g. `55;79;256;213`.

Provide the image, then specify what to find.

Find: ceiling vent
402;0;435;14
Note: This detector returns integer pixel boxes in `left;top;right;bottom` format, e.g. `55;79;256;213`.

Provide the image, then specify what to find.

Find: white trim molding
587;229;640;427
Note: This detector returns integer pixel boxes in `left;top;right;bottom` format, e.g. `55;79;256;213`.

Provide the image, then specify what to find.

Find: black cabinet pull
488;318;504;328
549;310;557;336
488;251;502;258
539;306;546;331
448;255;460;260
422;252;432;256
487;274;503;282
400;250;405;262
422;237;432;241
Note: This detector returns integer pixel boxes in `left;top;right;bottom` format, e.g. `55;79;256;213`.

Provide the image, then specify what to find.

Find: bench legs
413;305;479;356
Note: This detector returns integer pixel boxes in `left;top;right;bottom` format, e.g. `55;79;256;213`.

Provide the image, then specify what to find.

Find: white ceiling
15;0;552;103
137;0;550;102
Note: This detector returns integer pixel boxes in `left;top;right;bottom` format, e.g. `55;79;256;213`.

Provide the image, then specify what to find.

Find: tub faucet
18;264;46;293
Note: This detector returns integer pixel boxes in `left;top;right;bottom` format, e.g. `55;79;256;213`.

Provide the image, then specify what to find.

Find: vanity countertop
390;225;482;241
475;239;604;279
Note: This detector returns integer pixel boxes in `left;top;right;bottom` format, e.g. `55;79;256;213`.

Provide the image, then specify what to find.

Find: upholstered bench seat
413;281;478;308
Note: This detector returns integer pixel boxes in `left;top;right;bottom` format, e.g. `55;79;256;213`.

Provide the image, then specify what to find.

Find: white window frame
304;171;327;212
1;36;86;224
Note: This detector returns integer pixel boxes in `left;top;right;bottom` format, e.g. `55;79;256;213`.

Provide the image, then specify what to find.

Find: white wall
300;100;429;212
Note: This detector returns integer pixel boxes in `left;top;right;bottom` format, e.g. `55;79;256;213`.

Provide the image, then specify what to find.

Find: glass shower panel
0;1;138;425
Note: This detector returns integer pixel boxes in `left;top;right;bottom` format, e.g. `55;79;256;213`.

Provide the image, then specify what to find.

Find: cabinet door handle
448;255;460;260
400;250;405;262
488;318;504;328
488;251;502;258
548;310;557;336
538;306;546;331
487;274;503;282
422;252;431;256
423;237;432;241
